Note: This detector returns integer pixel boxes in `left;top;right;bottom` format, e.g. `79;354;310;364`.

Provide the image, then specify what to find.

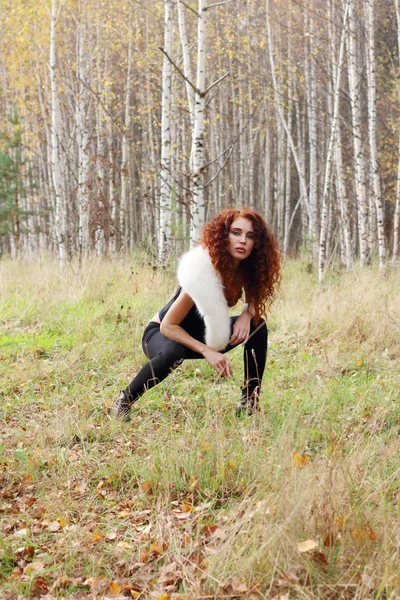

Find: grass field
0;256;399;600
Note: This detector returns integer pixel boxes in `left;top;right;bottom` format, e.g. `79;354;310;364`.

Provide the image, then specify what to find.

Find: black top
158;287;206;341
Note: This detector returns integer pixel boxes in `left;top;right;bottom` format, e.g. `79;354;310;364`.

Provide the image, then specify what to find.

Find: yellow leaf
91;532;103;543
155;595;171;600
293;452;309;469
116;541;133;550
180;501;193;513
356;359;363;366
140;480;152;493
201;442;211;451
297;539;318;553
226;460;235;471
150;542;163;555
109;582;122;596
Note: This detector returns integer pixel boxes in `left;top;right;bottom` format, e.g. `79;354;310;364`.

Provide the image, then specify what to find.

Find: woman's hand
229;311;252;345
203;348;233;377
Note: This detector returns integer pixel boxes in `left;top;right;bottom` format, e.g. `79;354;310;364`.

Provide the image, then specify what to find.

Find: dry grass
0;256;399;600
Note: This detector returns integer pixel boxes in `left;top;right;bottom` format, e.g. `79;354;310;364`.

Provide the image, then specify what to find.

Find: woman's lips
235;247;246;253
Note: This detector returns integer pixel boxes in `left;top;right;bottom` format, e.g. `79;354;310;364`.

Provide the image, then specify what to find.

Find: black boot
236;386;260;416
112;390;132;421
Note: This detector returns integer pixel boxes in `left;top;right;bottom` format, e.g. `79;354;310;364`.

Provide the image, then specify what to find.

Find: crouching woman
113;208;281;418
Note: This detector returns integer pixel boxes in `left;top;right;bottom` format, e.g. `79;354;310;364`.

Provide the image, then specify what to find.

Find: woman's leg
224;317;268;412
123;323;201;405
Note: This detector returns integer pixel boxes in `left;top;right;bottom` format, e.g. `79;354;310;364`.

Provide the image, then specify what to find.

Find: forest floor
0;256;399;600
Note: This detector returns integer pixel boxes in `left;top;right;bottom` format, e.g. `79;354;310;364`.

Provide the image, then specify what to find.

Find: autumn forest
1;0;400;279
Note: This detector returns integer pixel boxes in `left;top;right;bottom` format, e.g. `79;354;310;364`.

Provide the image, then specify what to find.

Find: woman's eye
231;230;240;236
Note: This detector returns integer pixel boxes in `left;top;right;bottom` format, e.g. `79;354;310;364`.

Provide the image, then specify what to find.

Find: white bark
76;3;91;261
159;0;173;262
347;0;369;265
266;0;311;235
393;0;400;268
364;0;385;270
318;0;349;282
304;11;318;257
190;0;207;243
120;37;133;254
49;0;66;264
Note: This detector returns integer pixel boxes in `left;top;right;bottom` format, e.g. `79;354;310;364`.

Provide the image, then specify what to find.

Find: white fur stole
177;246;231;351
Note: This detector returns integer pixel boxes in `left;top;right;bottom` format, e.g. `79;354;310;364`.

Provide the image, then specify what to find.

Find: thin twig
203;71;230;95
159;47;199;95
179;0;199;17
205;0;235;10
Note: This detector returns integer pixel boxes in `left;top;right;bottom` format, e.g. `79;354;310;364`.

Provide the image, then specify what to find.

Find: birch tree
364;0;385;270
318;0;349;282
394;0;400;268
76;0;91;262
158;0;173;263
49;0;67;264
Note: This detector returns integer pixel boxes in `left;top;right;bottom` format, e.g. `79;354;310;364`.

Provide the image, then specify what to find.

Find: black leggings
124;317;268;404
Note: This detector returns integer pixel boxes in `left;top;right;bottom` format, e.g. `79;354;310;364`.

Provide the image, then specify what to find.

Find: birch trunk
393;0;400;267
158;0;173;262
347;0;369;265
267;0;311;237
49;0;67;264
190;0;207;243
120;37;132;254
305;10;318;257
318;0;349;281
364;0;385;270
76;4;91;262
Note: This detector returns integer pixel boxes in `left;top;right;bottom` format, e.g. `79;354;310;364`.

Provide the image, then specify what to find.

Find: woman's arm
160;291;233;377
229;290;255;345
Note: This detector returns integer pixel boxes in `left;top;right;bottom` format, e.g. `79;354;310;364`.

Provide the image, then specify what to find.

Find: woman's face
227;216;255;264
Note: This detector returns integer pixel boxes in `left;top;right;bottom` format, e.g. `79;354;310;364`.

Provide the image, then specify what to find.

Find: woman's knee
156;343;186;370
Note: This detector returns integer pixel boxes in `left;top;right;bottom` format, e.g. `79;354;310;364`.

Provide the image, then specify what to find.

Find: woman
113;208;281;419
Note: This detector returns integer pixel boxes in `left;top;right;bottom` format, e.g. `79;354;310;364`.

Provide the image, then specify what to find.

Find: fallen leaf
31;576;48;595
297;539;318;553
116;541;133;550
201;442;211;451
293;452;309;469
140;480;152;493
106;531;118;541
108;582;122;596
48;521;61;532
150;542;163;556
24;560;45;575
202;524;218;537
324;532;335;547
91;532;103;543
21;474;34;485
180;501;193;513
155;594;171;600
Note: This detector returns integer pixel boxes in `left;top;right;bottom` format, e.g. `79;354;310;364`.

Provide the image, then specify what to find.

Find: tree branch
205;0;235;10
179;0;199;17
159;47;199;95
203;71;229;96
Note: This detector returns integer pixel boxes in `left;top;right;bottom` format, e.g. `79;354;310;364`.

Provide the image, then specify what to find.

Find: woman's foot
112;391;131;421
236;386;260;416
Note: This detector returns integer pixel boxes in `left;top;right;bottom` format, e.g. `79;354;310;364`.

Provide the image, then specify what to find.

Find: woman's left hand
229;312;252;345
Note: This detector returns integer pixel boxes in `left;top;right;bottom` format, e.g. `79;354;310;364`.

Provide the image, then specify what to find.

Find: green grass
0;257;399;599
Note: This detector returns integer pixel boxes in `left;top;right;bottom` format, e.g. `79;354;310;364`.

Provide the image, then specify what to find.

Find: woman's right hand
203;348;233;377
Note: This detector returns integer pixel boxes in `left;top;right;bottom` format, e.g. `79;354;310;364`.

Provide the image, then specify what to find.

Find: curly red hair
200;208;282;321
